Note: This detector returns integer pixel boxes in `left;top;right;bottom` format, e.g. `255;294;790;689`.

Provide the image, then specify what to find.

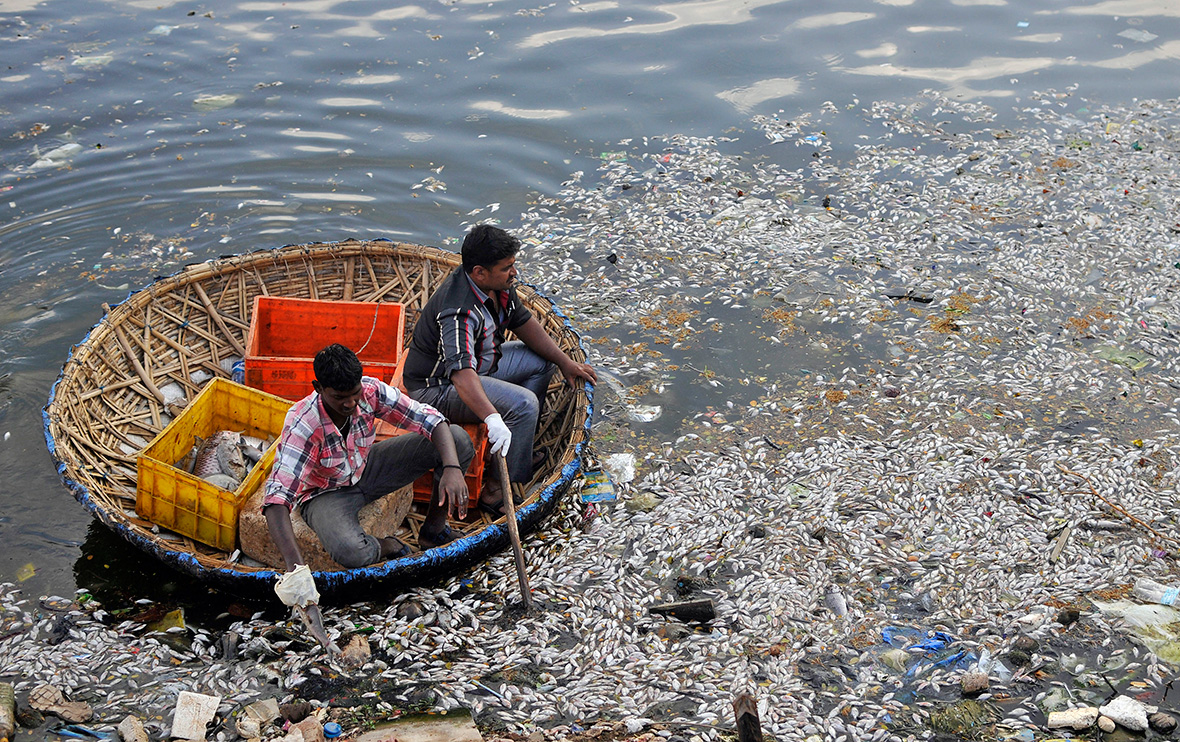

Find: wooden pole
497;455;533;611
733;693;763;742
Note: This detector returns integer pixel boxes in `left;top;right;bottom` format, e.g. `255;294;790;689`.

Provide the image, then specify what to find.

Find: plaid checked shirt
262;376;446;511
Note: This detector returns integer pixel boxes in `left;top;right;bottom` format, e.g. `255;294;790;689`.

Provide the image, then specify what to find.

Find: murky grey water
2;0;1179;599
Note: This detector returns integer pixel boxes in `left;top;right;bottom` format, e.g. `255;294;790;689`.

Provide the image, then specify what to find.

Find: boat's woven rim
43;238;593;597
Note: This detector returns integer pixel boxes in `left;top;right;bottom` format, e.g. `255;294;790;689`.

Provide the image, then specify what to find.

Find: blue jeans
410;341;554;483
300;425;473;568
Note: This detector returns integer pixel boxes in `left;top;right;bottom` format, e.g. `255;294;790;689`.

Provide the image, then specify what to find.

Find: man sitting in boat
402;224;596;516
262;343;473;579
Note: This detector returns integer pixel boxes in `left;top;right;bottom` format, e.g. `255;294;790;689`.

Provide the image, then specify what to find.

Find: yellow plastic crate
136;377;292;551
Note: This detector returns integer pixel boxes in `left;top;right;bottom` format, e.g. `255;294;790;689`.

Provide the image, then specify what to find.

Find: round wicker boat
43;239;592;600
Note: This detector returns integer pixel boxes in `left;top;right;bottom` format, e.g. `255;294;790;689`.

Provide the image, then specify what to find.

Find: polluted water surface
4;92;1180;742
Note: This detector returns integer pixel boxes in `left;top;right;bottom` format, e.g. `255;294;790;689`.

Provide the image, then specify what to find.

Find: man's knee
324;532;379;568
502;388;540;424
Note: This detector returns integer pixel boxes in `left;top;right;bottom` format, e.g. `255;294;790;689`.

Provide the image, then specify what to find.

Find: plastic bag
274;564;320;607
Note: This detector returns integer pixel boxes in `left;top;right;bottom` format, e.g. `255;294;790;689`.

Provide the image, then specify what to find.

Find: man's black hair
461;224;520;273
314;343;363;391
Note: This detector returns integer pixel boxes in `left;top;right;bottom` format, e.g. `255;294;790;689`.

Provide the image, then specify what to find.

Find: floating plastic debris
1117;28;1158;43
193;93;239;111
72;54;113;69
580;469;616;503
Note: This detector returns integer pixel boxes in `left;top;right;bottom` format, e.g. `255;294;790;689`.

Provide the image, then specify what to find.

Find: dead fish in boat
194;430;247;481
202;473;240;490
239;434;270;465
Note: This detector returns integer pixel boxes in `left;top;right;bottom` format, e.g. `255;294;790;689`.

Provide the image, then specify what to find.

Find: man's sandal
379;536;412;559
418;525;459;550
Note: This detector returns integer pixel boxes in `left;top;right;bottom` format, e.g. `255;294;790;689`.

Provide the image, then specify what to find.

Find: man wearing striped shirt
403;224;596;516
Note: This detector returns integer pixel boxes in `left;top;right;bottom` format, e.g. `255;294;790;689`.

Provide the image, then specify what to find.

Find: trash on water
1118;28;1159;43
16;563;35;581
627;404;661;422
603;452;635;485
72;54;113;69
596;368;661;422
170;691;220;741
116;715;148;742
880;626;977;677
877;647;912;673
193;93;239;111
648;598;716;623
1093;344;1150;370
580;468;616;503
1093;599;1180;663
973;647;1013;682
1132;576;1180;605
150;24;176;35
28;683;93;723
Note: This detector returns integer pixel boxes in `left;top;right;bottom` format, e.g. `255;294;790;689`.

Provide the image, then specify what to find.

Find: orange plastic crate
374;420;489;508
244;295;405;401
136;378;291;551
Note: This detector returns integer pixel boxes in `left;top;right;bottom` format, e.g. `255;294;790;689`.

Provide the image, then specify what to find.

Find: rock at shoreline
1011;635;1038;653
1099;695;1149;732
1149;711;1177;733
960;672;989;695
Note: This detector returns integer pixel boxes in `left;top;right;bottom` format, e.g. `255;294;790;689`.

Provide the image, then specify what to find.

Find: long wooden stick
497;455;533;610
103;304;166;405
1055;462;1180;549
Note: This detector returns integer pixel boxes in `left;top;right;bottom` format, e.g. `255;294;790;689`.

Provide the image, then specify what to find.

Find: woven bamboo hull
43;239;592;600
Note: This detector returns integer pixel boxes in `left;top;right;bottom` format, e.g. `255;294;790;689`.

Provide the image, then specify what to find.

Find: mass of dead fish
5;91;1180;741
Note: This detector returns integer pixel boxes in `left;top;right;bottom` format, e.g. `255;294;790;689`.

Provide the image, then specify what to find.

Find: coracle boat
44;239;592;601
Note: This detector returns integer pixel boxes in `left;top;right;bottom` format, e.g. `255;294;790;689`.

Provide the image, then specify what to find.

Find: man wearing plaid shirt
263;344;473;584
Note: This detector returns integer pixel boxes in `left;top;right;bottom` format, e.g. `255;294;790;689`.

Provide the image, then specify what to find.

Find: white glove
274;564;320;607
484;412;511;458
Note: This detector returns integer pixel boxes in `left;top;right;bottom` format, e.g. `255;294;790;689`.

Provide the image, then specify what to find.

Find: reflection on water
73;521;275;627
2;0;1179;596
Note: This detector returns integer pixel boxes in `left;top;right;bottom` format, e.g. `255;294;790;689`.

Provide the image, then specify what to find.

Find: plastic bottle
1133;577;1180;606
0;681;15;742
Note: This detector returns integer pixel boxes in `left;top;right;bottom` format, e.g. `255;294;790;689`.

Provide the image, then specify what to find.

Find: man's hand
560;359;597;389
438;466;469;519
274;564;320;607
484;412;511;457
